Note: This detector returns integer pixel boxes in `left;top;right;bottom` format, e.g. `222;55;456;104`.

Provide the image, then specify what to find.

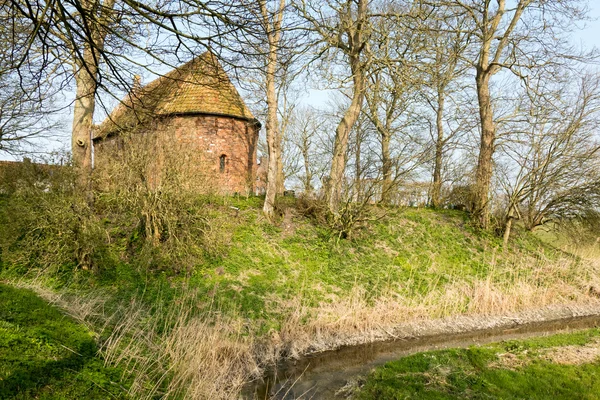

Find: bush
294;194;375;240
0;157;109;275
0;150;233;280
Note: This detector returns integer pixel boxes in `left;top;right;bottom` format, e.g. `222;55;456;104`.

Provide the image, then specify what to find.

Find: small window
219;154;226;172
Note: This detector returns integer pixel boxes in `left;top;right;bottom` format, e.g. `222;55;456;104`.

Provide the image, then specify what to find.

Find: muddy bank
245;303;600;399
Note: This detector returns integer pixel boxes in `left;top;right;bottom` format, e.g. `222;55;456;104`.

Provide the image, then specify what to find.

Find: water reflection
246;314;600;399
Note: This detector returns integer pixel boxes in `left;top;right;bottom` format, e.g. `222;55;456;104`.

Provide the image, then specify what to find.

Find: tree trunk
71;0;116;183
380;131;392;204
276;148;285;194
354;128;362;202
503;216;513;247
72;59;96;177
262;52;280;219
473;69;495;228
503;204;516;247
261;0;284;220
327;55;365;212
301;138;312;194
431;90;445;208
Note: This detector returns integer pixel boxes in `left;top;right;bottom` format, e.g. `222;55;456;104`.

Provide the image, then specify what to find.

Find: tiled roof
94;52;256;138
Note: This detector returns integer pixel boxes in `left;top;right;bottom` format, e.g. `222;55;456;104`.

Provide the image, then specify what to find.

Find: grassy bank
1;179;599;398
356;328;600;399
0;283;127;399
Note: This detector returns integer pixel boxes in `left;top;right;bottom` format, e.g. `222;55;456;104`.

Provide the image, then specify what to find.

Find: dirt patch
542;338;600;365
490;351;532;370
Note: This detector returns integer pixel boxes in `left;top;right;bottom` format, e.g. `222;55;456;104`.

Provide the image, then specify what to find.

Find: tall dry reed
100;294;259;400
270;249;600;358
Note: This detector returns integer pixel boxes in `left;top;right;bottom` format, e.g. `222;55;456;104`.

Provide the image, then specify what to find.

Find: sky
574;4;600;53
2;3;600;162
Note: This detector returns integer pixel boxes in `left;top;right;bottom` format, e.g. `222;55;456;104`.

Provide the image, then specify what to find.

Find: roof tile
94;52;255;138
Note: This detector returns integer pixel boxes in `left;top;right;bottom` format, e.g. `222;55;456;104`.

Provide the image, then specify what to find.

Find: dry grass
9;279;109;332
490;352;531;370
9;245;600;399
10;281;259;400
542;338;600;365
490;338;600;370
268;250;600;358
101;298;259;400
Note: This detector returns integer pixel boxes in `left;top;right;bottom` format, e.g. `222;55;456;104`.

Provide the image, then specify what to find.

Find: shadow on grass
0;283;127;399
0;349;91;398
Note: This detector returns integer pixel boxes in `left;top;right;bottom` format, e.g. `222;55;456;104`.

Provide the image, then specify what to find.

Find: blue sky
574;4;600;50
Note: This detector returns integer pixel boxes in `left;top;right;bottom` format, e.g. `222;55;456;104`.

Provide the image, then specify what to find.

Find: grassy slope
0;283;127;399
182;202;582;327
2;196;598;398
1;196;581;322
4;197;590;333
357;329;600;399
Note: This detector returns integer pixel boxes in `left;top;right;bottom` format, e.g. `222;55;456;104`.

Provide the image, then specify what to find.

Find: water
244;314;600;399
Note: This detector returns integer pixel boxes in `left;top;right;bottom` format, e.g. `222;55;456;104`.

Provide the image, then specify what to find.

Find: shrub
0;156;109;275
0;147;233;279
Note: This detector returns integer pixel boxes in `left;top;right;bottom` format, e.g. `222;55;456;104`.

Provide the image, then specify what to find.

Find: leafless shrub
445;184;474;211
0;135;233;276
294;189;380;240
93;129;231;270
0;155;108;272
95;129;215;238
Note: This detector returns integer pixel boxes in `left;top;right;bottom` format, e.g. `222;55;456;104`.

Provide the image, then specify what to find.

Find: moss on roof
94;52;256;138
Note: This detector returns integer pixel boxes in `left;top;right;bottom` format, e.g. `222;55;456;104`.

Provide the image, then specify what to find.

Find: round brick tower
93;52;261;194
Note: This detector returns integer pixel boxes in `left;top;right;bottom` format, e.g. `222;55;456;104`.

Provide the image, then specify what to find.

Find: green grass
0;283;128;399
357;329;600;399
0;196;575;329
185;205;565;320
0;190;597;399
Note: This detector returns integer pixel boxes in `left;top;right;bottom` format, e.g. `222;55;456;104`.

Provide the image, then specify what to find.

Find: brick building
93;52;261;194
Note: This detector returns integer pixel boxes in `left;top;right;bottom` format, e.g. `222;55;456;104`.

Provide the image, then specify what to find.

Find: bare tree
298;0;371;212
0;41;60;154
71;0;117;176
277;72;302;192
347;111;375;202
364;5;424;204
258;0;286;219
0;72;62;155
0;4;66;155
283;106;326;194
498;73;600;243
419;13;470;208
434;0;593;228
6;0;259;171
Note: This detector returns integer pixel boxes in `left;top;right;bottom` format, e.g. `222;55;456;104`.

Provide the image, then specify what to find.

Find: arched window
219;154;226;172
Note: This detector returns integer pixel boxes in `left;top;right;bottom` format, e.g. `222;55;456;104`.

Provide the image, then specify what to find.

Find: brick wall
94;114;260;194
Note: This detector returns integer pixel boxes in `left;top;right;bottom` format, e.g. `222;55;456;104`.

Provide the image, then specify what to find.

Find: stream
244;314;600;399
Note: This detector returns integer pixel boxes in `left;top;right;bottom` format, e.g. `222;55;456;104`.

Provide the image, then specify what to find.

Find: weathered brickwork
168;114;259;194
94;114;259;194
92;52;261;195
